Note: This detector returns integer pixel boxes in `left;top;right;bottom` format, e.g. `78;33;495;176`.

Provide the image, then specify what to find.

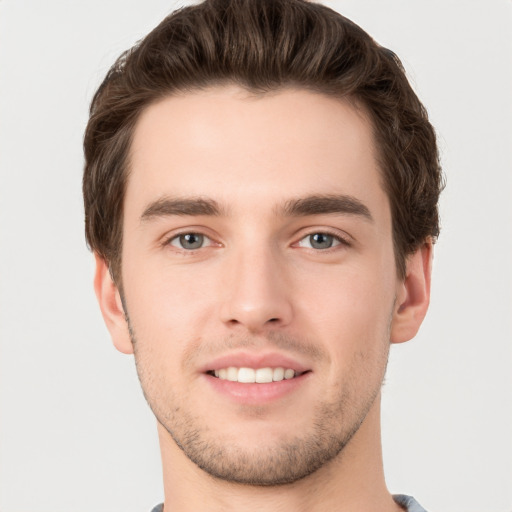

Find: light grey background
0;1;511;511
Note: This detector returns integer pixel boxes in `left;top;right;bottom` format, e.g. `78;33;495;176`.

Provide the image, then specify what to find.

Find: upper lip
199;351;311;374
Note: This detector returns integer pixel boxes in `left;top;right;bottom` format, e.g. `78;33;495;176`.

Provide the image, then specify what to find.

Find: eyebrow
140;193;373;222
140;196;224;221
280;194;373;221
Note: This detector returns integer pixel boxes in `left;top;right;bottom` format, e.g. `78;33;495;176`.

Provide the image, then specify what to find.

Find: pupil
180;233;203;249
310;233;333;249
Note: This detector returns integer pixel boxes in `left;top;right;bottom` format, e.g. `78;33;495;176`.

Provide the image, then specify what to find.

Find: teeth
227;367;238;382
255;368;273;383
273;367;284;381
284;368;295;380
237;367;255;383
212;367;297;383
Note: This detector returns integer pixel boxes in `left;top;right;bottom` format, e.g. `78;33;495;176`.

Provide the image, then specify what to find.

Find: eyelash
295;230;351;250
163;231;215;252
162;229;351;252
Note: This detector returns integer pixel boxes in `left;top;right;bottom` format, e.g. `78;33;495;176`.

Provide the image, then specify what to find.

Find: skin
95;86;432;512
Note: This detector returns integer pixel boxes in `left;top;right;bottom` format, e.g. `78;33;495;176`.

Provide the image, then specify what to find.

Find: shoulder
151;497;426;512
393;494;428;512
150;497;426;512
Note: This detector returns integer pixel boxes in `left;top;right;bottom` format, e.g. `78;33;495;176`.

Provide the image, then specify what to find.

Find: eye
168;233;211;250
297;232;345;250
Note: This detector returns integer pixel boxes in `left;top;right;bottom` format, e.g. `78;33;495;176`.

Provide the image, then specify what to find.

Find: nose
219;247;293;333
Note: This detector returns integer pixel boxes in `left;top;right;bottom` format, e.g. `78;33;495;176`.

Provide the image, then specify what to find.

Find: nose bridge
220;236;293;332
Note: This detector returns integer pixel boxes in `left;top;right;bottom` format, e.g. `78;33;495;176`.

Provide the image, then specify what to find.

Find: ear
93;253;134;354
390;241;433;344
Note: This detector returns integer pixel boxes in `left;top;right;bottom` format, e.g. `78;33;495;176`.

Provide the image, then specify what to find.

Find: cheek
122;258;220;346
294;261;395;357
294;260;395;334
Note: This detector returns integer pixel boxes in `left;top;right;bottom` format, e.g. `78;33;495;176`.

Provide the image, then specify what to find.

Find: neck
157;396;401;512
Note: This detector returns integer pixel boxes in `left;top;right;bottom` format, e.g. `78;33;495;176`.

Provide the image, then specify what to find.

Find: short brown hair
83;0;443;282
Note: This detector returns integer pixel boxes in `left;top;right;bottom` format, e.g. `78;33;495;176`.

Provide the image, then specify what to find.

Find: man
83;0;442;510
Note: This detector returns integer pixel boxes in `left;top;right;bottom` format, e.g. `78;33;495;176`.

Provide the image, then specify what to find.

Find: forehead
126;86;387;220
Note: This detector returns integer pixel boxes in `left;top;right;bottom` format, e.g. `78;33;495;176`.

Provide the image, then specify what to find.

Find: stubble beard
127;319;390;487
156;389;380;486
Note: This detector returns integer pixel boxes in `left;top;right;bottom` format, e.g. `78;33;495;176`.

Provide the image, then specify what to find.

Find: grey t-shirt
394;494;428;512
150;494;427;511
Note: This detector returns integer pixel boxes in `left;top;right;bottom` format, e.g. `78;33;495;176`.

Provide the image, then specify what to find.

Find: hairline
108;83;402;286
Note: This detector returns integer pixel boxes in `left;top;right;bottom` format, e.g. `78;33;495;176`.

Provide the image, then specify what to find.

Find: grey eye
297;232;342;250
171;233;205;250
309;233;335;249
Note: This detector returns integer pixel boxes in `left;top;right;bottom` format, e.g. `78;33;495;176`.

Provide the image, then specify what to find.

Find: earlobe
93;253;134;354
390;241;433;344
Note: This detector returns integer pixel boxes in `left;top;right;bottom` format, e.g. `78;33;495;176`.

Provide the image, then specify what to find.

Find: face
105;86;417;485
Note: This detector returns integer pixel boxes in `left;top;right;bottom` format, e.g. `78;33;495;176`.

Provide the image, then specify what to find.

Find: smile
209;367;301;383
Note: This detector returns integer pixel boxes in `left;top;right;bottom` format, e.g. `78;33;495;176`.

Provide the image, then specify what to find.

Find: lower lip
203;372;311;404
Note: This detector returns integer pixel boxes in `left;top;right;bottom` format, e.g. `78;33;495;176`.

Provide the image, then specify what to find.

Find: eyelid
294;228;352;249
159;226;352;251
169;233;213;249
161;228;221;251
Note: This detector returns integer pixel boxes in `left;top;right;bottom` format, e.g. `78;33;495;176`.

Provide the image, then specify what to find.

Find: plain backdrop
0;1;511;511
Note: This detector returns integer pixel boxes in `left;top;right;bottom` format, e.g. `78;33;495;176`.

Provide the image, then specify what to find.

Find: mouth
206;367;309;383
200;352;312;403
